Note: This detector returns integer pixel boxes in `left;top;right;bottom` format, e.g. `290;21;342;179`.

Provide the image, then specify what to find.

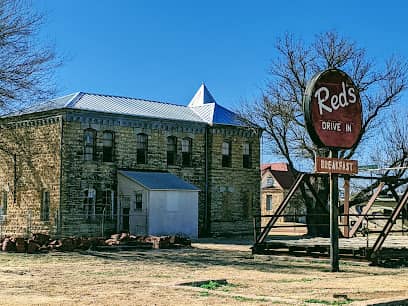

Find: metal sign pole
329;150;340;272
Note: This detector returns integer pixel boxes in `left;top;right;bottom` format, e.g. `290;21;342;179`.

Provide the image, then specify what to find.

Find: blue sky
34;0;408;111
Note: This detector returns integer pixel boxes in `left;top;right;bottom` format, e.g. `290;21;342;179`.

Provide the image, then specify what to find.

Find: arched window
102;131;114;162
136;133;148;164
84;129;96;161
243;142;251;168
182;137;192;167
167;136;177;166
40;189;50;221
222;141;232;167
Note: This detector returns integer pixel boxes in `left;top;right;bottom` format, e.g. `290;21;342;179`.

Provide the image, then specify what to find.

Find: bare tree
0;0;60;197
0;0;60;115
239;31;408;236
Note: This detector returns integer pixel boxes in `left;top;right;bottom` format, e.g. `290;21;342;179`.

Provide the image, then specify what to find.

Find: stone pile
103;233;191;249
0;233;191;253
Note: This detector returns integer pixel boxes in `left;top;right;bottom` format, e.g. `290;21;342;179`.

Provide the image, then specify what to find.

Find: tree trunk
302;175;330;237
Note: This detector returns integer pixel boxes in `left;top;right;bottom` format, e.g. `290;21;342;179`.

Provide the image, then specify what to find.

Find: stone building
0;84;261;238
261;163;305;228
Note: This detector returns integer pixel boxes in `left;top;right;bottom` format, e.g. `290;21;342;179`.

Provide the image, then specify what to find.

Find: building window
40;190;50;221
266;195;273;211
135;192;143;210
103;131;114;162
222;141;232;167
136;133;148;164
182;138;192;167
167;136;177;166
1;191;7;216
103;189;115;220
266;176;274;187
243;143;251;168
83;188;96;221
84;129;97;161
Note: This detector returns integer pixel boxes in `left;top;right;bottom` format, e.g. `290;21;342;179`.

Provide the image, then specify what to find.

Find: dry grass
0;238;407;305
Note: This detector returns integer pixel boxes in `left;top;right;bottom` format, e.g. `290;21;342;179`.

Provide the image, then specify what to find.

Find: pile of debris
0;233;191;254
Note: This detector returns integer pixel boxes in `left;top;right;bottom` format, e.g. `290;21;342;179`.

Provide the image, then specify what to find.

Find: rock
15;238;27;253
119;232;129;242
32;233;50;246
59;238;74;252
27;240;40;253
2;238;16;252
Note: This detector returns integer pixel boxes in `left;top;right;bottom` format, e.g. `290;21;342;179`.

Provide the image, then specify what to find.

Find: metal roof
118;171;200;191
188;83;217;107
187;84;244;126
4;85;244;126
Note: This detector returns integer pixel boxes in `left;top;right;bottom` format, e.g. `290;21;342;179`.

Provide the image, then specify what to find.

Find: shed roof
118;171;200;191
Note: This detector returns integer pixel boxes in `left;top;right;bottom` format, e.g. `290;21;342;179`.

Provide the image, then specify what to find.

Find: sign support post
329;150;339;272
303;68;363;272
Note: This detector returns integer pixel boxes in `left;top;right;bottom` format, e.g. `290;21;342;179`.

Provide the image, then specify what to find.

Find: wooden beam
256;173;306;244
349;182;385;237
371;185;408;255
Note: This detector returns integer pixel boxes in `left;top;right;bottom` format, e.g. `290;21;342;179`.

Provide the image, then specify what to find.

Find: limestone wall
0;116;62;237
207;125;261;235
60;110;208;236
0;109;262;238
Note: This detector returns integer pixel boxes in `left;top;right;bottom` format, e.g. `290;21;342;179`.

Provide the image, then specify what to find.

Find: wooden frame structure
253;172;408;263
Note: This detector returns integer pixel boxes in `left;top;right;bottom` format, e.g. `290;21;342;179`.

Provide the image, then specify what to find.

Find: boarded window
242;191;253;219
167;136;177;166
102;189;114;219
136;133;148;164
40;190;50;221
221;192;233;221
83;188;96;221
243;143;251;168
221;141;232;167
1;191;7;216
182;137;192;167
84;129;96;161
102;131;114;162
266;195;273;211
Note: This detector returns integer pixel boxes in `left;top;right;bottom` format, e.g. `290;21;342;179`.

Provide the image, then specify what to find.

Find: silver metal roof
187;84;243;126
118;171;200;191
4;85;244;126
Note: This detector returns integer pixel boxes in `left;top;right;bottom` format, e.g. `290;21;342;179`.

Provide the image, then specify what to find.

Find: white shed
117;171;200;238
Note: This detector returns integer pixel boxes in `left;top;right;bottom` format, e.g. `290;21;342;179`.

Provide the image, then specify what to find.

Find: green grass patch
200;280;224;290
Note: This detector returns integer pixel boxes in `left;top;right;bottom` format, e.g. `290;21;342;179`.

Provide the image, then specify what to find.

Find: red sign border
303;68;362;149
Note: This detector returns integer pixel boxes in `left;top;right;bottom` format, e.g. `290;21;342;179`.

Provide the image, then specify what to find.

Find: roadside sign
303;68;362;149
315;156;358;174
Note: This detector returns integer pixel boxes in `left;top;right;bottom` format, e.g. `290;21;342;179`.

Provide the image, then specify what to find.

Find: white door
129;191;147;235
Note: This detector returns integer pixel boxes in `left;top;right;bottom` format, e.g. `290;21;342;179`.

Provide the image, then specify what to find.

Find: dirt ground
0;238;407;306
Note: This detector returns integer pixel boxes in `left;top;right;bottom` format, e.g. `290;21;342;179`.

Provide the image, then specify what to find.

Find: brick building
261;163;305;227
0;84;261;237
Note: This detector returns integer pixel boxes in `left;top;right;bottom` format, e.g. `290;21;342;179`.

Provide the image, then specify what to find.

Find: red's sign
304;69;362;149
315;156;358;174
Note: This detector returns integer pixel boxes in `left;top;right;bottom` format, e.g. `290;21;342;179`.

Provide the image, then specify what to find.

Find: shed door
129;191;147;235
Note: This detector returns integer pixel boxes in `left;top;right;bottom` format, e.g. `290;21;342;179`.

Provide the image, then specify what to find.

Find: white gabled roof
5;85;244;126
